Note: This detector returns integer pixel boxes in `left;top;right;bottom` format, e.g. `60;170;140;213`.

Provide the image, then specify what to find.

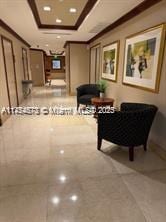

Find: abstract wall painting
123;24;165;92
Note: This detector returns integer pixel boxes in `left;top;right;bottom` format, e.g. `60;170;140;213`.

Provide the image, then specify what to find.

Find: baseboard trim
149;140;166;161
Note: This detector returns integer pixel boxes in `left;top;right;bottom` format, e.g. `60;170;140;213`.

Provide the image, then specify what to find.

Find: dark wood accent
27;0;97;30
27;0;41;28
0;19;30;47
88;0;162;43
22;48;30;80
68;44;71;95
64;0;161;46
44;56;65;73
129;147;134;161
64;41;87;48
75;0;98;29
91;97;114;107
1;35;19;107
91;97;114;118
97;137;102;150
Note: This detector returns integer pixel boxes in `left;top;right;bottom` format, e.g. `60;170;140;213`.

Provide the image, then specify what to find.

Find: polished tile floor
0;86;166;222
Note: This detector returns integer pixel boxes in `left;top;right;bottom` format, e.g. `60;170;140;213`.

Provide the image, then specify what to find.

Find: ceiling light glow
69;8;77;13
56;18;62;23
43;6;51;11
56;36;61;39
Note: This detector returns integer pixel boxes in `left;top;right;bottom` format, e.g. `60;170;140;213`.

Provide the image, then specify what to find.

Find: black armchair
76;84;100;110
97;103;158;161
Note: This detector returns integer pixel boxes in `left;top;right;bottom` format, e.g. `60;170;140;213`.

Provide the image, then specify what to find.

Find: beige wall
0;26;31;124
30;50;45;86
89;0;166;150
65;44;70;94
67;43;89;95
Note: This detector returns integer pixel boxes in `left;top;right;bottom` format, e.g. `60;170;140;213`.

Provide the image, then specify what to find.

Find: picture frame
52;59;61;70
102;40;120;82
122;24;165;93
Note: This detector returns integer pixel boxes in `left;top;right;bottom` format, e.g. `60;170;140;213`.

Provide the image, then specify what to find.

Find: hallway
0;87;166;222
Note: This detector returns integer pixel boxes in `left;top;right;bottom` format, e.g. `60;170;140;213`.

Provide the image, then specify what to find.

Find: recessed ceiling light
69;8;77;13
45;44;49;47
56;36;61;39
43;6;51;11
56;18;62;23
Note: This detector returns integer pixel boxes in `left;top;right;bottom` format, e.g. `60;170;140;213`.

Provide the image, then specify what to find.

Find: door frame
1;35;19;106
89;43;101;84
22;47;30;80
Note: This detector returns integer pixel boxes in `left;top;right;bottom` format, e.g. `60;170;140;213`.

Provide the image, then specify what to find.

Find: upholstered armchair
97;103;158;161
76;84;100;110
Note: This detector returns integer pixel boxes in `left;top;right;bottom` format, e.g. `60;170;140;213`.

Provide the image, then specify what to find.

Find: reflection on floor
0;87;166;222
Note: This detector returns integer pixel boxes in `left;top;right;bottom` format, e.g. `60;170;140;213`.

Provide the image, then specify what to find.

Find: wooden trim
64;41;87;48
68;44;71;95
121;23;166;93
1;35;19;106
22;47;30;80
0;19;30;47
27;0;97;30
87;0;162;44
75;0;98;29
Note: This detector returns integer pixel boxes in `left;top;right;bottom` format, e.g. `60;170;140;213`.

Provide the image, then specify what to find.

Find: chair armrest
98;110;156;146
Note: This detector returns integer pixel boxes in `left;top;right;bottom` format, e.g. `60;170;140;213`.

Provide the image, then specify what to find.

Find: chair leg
97;137;102;150
129;146;134;161
144;143;147;151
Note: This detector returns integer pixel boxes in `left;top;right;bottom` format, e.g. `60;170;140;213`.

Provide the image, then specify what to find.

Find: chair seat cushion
79;94;96;105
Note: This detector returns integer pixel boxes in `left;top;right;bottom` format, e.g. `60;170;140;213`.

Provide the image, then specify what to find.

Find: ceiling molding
87;0;162;44
49;50;64;56
64;41;88;48
27;0;98;30
0;19;30;47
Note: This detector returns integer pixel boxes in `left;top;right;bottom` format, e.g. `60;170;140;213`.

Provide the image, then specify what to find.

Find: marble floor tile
122;170;166;222
100;144;166;174
0;184;47;222
0;86;166;222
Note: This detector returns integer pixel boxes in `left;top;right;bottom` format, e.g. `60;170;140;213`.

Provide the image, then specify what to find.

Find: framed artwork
52;59;61;69
123;24;165;92
102;41;119;82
